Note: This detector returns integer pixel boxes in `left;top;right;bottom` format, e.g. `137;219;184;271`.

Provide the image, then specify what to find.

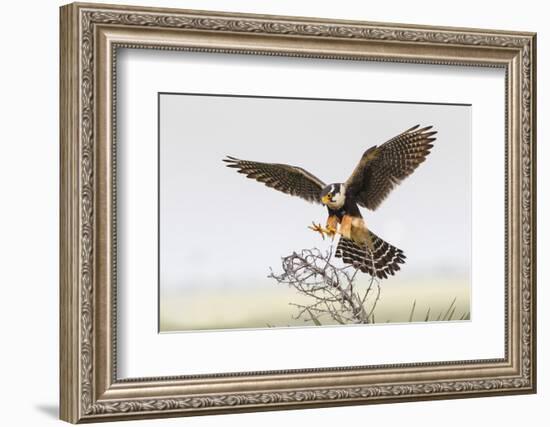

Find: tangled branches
269;247;380;325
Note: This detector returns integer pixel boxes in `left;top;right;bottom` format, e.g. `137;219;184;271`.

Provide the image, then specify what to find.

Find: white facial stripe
328;183;346;209
332;192;345;207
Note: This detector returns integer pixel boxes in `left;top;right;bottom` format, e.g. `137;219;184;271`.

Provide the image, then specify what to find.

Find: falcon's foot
308;222;337;240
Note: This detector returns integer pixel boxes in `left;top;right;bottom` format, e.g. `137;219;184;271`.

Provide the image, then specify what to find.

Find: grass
409;297;470;322
160;277;470;331
271;297;470;327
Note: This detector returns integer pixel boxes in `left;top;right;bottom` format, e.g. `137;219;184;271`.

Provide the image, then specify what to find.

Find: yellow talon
326;225;337;239
308;222;337;240
308;222;326;240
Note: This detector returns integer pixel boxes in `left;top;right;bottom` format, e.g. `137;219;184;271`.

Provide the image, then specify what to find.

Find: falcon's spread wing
223;156;326;204
345;125;437;210
335;232;406;279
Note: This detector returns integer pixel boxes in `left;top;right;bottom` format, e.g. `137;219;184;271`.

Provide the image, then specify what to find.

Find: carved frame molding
60;2;536;423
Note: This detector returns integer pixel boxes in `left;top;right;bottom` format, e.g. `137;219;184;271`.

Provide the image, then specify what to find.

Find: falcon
223;124;437;279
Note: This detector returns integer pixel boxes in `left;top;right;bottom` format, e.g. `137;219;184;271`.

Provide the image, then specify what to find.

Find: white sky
160;94;471;290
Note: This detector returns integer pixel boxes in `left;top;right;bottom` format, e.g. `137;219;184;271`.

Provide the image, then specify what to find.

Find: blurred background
159;93;471;331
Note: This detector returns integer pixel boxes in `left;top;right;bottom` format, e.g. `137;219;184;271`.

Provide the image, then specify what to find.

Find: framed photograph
60;2;536;423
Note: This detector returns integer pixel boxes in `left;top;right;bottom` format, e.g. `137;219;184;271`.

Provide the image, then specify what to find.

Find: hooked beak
321;195;331;205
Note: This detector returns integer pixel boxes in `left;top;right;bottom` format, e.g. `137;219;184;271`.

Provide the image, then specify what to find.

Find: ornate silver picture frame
60;2;536;423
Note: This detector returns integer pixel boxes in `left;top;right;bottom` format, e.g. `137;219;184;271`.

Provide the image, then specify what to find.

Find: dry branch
269;247;380;325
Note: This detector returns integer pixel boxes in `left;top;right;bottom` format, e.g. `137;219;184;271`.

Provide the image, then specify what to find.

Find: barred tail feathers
335;232;405;279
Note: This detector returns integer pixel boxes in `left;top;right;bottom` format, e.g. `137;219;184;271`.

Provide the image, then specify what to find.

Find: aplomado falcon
224;124;437;279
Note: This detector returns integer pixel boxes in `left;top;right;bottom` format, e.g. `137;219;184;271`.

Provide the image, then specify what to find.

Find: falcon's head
321;183;346;210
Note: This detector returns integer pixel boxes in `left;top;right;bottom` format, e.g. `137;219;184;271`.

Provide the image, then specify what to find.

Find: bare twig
268;247;381;325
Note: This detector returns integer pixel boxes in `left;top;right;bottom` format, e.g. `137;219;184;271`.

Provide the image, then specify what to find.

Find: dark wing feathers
346;124;437;210
223;156;325;204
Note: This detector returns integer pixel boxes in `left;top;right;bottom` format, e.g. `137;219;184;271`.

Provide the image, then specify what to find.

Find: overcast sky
159;94;471;291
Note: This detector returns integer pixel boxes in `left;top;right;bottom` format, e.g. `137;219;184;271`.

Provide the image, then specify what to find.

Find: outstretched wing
223;156;326;204
345;125;437;210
